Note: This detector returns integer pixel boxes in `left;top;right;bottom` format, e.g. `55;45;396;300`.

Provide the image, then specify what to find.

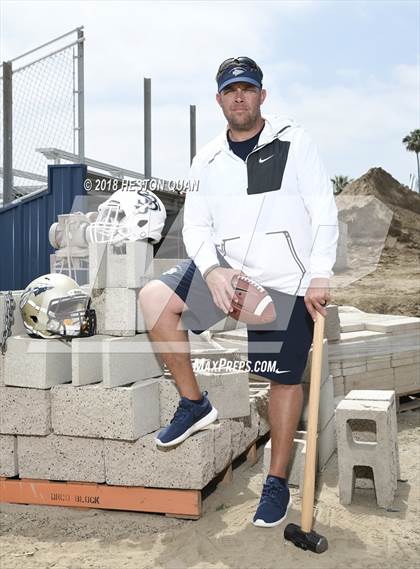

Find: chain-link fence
1;27;84;204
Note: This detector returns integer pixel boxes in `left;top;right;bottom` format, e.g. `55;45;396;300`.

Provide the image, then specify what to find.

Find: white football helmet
86;188;166;245
19;273;96;339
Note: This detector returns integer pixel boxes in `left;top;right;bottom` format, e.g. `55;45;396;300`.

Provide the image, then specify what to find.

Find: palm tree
402;129;420;192
331;175;353;195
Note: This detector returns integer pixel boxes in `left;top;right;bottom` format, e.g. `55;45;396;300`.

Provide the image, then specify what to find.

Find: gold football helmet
19;273;96;339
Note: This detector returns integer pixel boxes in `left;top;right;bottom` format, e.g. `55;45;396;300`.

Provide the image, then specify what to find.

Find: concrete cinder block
91;287;137;336
318;414;336;470
300;375;335;432
0;355;4;386
339;330;385;343
194;369;250;419
251;388;270;436
4;335;71;389
230;399;260;459
105;429;215;489
0;386;51;435
333;375;345;397
302;339;329;384
344;368;395;394
0;435;18;477
102;335;163;387
18;434;105;482
159;370;249;426
243;399;262;450
52;378;160;441
125;241;154;288
72;334;163;387
342;363;367;376
365;317;420;335
367;357;392;372
391;351;420;367
158;378;179;427
345;389;400;481
89;241;153;289
329;362;343;378
335;399;398;508
209;420;232;474
340;322;366;333
88;242;107;289
263;431;314;494
325;305;340;341
72;335;105;386
136;291;147;333
393;364;420;393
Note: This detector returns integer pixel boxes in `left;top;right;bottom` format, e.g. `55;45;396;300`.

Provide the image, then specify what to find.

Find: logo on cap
232;68;245;76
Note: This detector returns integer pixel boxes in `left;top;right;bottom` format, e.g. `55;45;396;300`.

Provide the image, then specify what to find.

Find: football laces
239;275;264;293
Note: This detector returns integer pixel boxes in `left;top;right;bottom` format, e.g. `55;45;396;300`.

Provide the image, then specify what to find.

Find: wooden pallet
397;390;420;413
0;433;269;519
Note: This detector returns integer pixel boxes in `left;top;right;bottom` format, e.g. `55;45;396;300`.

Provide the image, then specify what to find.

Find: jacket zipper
244;125;292;167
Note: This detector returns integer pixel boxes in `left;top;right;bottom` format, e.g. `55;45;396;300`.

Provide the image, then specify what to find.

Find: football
229;274;276;325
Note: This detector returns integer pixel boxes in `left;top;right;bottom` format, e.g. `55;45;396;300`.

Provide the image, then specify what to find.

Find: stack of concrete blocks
0;292;29;477
153;366;269;487
329;307;420;399
262;340;336;495
88;241;154;335
0;247;272;491
336;390;400;508
0;328;163;482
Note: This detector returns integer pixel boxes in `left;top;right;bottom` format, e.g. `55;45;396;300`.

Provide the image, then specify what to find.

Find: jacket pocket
220;230;307;292
246;139;290;195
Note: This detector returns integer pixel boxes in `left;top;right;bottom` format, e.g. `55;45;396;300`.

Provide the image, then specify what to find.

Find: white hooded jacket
182;114;339;296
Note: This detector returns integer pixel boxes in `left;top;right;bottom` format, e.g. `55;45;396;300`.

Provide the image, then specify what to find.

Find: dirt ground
331;248;420;318
1;408;419;569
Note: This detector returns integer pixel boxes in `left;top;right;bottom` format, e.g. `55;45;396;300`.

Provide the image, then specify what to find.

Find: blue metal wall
0;164;87;291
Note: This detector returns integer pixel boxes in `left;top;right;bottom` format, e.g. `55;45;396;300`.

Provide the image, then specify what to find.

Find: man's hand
205;267;243;314
304;277;331;321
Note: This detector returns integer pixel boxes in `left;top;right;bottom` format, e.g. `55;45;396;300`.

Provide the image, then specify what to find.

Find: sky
1;0;419;188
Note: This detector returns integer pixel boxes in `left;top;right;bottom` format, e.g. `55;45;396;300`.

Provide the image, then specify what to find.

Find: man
139;56;338;528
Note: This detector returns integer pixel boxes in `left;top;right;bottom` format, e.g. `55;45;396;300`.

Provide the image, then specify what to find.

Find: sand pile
336;167;420;249
333;168;420;317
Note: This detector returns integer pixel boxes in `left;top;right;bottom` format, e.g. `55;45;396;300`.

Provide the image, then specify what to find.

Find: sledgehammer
284;314;328;554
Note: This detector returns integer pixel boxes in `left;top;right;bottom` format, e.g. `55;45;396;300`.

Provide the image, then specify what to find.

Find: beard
225;107;260;132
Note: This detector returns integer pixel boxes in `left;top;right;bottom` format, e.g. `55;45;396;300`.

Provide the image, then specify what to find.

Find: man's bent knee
139;280;186;326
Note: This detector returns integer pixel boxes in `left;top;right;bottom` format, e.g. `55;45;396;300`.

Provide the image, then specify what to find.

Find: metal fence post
2;61;13;205
144;78;151;179
190;104;196;164
77;27;85;161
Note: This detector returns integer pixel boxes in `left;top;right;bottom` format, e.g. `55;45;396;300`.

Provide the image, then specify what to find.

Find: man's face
216;82;266;131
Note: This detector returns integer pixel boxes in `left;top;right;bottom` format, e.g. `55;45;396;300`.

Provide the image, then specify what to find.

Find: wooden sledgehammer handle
301;314;325;533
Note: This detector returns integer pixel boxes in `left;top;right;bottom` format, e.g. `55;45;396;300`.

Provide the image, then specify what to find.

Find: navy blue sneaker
252;475;292;527
155;390;218;448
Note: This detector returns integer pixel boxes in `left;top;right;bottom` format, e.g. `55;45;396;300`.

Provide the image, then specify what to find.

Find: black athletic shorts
157;251;314;385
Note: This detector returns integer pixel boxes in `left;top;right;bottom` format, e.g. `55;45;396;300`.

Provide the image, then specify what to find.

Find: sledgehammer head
284;523;328;554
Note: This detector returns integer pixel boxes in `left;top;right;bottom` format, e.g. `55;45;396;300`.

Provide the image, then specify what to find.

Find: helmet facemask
46;291;96;338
